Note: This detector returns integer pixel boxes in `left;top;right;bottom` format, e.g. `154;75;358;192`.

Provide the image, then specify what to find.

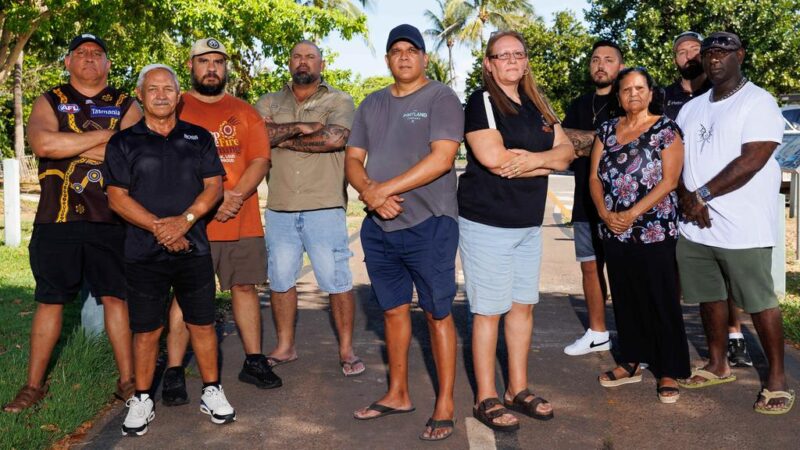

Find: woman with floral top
588;67;691;403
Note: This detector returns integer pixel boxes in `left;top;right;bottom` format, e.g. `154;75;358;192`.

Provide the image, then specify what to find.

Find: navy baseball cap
68;33;107;53
386;24;426;53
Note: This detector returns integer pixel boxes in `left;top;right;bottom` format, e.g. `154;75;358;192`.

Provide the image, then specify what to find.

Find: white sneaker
121;394;155;436
564;329;611;356
200;385;236;424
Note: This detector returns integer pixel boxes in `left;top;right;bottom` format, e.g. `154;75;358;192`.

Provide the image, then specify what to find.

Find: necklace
592;92;609;124
711;77;747;102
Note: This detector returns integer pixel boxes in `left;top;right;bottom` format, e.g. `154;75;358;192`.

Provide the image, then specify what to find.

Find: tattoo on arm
282;125;350;153
563;128;596;157
266;122;300;146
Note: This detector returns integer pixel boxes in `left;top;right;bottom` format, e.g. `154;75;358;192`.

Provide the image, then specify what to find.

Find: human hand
295;122;324;135
359;181;391;211
499;150;542;178
214;190;244;222
153;216;191;246
163;236;192;253
373;195;404;219
604;211;635;235
679;191;712;228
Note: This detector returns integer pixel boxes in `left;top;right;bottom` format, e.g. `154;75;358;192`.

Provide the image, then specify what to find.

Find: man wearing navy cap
348;24;464;441
675;32;793;414
3;34;141;414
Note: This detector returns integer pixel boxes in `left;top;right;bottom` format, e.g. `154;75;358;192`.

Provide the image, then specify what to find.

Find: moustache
151;100;172;106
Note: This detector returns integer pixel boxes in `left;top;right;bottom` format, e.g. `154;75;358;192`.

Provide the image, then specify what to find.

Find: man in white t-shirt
675;32;793;415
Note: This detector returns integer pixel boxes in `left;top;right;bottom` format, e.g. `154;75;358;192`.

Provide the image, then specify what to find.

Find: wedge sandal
599;363;641;387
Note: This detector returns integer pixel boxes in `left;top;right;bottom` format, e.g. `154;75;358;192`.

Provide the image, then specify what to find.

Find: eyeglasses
488;51;527;61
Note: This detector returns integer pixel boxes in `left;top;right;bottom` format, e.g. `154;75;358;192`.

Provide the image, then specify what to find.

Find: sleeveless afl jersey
34;84;135;224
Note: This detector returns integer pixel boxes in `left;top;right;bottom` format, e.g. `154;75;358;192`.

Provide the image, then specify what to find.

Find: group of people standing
1;21;793;444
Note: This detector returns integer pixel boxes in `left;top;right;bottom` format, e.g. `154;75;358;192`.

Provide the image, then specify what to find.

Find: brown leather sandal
473;397;520;432
504;388;554;421
3;384;48;413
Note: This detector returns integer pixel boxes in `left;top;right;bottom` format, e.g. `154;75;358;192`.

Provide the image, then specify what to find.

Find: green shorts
676;238;777;314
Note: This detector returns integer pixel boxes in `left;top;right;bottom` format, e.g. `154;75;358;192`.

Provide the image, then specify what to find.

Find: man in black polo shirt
105;64;235;436
663;31;713;120
664;31;752;367
562;40;623;356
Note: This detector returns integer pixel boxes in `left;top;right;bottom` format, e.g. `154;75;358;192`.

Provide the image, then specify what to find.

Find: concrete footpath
77;194;800;449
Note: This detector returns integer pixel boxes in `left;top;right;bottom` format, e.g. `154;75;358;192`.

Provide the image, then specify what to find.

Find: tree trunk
447;43;455;87
13;50;24;160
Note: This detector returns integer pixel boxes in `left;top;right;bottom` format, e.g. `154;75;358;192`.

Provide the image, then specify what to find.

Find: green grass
782;272;800;344
0;223;118;450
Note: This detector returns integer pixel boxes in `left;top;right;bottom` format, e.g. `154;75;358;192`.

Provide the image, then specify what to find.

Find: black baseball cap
68;33;107;53
701;32;743;53
386;24;425;53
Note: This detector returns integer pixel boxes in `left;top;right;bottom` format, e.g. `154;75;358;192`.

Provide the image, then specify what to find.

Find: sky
321;0;590;94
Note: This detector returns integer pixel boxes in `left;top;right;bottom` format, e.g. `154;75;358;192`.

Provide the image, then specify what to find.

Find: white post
773;194;786;297
3;159;22;247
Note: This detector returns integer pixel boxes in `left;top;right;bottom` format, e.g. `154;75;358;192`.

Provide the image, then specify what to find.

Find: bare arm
499;124;575;178
27;95;115;159
278;125;350;153
563;127;596;157
153;176;224;246
215;157;269;222
588;137;608;222
264;120;323;147
107;185;159;232
345;146;404;219
463;128;517;176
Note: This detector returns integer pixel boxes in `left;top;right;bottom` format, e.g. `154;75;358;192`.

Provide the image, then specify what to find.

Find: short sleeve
325;91;355;129
199;131;226;179
660;118;684;150
429;86;464;143
103;133;130;189
741;93;784;144
254;94;271;119
346;99;368;150
244;106;270;162
596;120;610;145
464;90;490;134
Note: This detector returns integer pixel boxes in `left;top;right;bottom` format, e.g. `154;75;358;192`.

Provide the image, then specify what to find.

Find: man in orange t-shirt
162;39;280;407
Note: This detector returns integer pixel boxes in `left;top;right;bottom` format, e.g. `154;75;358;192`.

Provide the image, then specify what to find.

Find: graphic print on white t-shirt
676;82;784;249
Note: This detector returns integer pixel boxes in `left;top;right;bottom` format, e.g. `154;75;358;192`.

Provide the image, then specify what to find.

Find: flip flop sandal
419;418;455;441
354;402;415;420
504;388;554;421
677;368;736;389
657;386;680;404
340;358;366;377
599;363;642;387
754;388;795;415
473;398;520;432
3;384;48;413
265;355;298;368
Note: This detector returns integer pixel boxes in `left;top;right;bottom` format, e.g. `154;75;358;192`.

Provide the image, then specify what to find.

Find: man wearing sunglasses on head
675;32;792;415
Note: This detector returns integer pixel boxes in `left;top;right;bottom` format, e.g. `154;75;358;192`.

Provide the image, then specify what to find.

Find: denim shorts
360;216;458;320
265;208;353;293
573;221;602;262
458;217;542;315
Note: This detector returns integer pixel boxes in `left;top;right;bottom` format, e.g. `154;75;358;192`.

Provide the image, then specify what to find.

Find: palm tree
297;0;372;18
424;0;469;87
456;0;534;47
425;53;454;86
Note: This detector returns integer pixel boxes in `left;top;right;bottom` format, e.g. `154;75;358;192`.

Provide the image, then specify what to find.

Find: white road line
465;417;496;450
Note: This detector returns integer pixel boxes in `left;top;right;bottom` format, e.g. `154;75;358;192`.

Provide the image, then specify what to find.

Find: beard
292;70;319;86
593;78;613;89
678;60;704;80
191;71;227;96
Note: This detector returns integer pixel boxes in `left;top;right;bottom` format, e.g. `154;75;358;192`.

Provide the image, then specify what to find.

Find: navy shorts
125;255;216;333
360;215;458;319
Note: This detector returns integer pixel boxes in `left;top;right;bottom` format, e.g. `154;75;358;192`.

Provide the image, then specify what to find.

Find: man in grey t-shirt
346;24;464;441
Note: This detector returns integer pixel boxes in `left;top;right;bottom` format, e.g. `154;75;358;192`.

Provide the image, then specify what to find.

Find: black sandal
419;418;455;441
504;388;554;421
473;398;520;432
599;363;642;387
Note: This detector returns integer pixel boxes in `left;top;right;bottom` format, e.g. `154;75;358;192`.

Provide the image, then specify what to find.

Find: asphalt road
77;175;799;449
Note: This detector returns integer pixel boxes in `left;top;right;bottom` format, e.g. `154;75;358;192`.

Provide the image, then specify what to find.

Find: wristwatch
697;185;714;203
185;212;196;224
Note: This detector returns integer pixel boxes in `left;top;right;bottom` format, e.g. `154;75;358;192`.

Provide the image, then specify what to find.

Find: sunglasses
701;35;741;52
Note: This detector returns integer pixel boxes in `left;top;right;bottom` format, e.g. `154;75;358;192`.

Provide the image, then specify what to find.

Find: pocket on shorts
332;247;354;291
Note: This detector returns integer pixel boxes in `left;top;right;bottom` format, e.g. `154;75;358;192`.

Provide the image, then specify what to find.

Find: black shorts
29;222;126;304
125;255;216;333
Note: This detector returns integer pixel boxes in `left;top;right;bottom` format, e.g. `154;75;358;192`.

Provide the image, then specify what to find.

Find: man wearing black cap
665;31;752;368
347;24;463;441
675;32;793;415
3;34;141;414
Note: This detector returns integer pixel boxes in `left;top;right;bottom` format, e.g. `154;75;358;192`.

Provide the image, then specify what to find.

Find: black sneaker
238;355;282;389
161;366;189;406
727;338;753;367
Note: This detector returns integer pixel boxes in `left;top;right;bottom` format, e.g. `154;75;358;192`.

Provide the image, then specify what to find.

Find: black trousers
603;238;691;379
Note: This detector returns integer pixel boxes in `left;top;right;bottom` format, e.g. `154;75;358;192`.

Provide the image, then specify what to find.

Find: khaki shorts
676;238;777;314
210;237;267;291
